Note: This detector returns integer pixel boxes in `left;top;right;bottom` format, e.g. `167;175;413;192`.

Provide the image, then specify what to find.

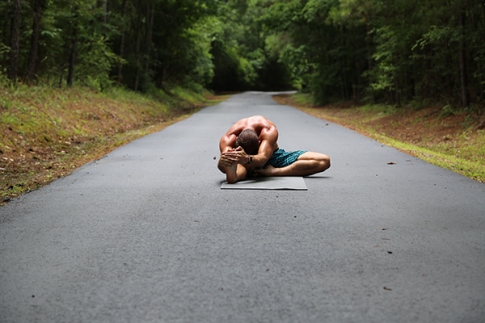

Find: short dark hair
236;129;259;155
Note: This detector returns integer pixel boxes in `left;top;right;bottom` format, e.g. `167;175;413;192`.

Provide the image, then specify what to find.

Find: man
218;115;330;183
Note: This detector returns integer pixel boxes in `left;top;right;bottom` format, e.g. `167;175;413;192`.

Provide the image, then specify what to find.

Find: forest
1;0;485;110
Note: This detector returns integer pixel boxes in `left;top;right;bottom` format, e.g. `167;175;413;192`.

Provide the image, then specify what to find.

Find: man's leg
225;163;248;183
255;152;330;177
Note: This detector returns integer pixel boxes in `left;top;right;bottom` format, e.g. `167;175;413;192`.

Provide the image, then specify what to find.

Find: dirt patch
366;107;470;144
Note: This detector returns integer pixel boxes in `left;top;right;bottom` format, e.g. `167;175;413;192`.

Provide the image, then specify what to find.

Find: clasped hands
219;146;250;167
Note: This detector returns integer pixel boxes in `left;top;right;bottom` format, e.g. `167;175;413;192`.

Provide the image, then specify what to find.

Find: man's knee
317;154;330;172
296;151;330;173
323;155;331;170
301;155;329;175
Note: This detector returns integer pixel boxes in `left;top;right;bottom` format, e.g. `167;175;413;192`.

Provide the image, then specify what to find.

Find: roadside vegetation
274;94;485;183
0;84;225;203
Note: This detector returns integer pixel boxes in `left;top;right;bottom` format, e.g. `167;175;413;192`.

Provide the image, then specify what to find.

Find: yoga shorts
266;148;307;168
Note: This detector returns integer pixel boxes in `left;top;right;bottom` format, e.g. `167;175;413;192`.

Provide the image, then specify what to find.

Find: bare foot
254;165;277;177
225;162;238;183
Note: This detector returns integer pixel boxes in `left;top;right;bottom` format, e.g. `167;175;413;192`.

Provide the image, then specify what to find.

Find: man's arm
217;130;239;173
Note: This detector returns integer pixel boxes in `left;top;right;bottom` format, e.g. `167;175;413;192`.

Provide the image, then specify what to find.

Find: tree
66;4;79;87
25;0;46;83
116;0;128;83
8;0;21;81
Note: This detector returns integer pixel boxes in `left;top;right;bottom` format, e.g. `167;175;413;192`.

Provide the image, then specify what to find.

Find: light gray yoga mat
221;176;307;190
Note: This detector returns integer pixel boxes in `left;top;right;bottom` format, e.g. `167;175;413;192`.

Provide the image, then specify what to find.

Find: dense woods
1;0;484;110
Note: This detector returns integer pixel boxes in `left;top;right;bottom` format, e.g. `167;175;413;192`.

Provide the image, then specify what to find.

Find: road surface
1;92;484;322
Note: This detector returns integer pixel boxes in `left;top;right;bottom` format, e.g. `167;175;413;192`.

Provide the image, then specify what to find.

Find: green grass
371;132;485;182
291;93;314;106
357;104;398;115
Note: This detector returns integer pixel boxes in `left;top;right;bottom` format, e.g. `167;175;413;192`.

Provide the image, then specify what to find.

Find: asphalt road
1;92;484;323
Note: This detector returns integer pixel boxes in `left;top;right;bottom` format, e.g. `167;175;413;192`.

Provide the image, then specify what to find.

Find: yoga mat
221;176;307;190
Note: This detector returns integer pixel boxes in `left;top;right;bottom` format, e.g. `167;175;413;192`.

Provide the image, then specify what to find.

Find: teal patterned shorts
266;148;307;168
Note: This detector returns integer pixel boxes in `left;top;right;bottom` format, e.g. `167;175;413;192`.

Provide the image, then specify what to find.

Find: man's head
236;129;259;155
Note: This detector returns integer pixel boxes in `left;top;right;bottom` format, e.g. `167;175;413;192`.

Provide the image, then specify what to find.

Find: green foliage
259;0;485;109
0;0;483;109
207;0;294;91
77;35;124;90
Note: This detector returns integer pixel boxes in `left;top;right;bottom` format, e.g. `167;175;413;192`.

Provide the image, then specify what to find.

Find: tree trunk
2;1;11;67
8;0;21;81
96;0;108;23
144;1;154;76
102;0;107;23
67;7;79;87
134;13;142;91
58;66;63;88
67;28;78;87
25;0;44;83
117;0;128;83
458;11;469;109
362;12;373;102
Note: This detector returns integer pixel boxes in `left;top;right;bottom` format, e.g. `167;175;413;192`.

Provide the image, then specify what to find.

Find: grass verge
1;84;227;204
274;93;485;183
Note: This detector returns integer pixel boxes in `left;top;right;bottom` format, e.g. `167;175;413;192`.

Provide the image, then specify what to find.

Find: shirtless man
218;115;330;183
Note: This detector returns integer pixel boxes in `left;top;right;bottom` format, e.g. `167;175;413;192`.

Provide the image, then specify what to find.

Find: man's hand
218;150;235;168
221;146;250;165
